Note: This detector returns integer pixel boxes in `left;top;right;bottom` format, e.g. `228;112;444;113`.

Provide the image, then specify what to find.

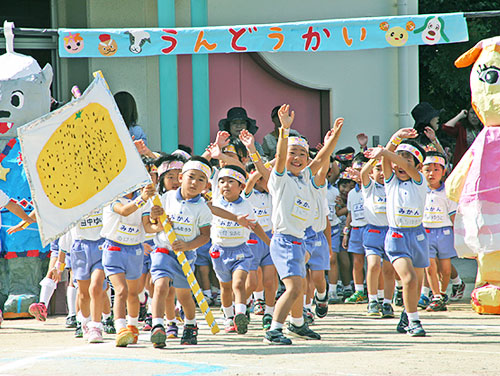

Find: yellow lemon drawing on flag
37;102;127;209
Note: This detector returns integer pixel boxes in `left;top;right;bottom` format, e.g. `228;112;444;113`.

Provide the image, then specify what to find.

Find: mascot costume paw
447;36;500;314
0;22;52;318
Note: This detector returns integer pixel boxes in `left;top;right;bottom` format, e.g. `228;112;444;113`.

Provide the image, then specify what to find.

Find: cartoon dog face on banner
455;36;500;127
0;54;53;147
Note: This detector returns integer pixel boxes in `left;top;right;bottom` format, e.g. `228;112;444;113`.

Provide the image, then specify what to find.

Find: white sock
433;294;442;300
152;317;164;327
316;290;327;300
138;289;146;304
81;315;90;326
305;303;312;310
329;283;336;293
147;300;152;314
67;285;77;316
407;311;419;322
355;284;364;292
235;303;246;315
270;321;283;331
451;276;462;285
203;289;212;298
421;286;431;296
303;295;307;305
264;305;274;315
395;280;402;287
253;291;264;300
290;316;304;327
87;321;103;330
102;312;111;321
127;315;138;327
222;305;234;319
383;298;392;305
185;318;196;326
368;294;378;302
246;297;252;305
115;318;127;330
377;290;384;299
39;277;57;306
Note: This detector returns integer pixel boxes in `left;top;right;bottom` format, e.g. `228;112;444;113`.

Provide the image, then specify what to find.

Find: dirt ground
1;282;500;376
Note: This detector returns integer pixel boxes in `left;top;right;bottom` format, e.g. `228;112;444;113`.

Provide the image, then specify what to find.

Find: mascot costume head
0;21;53;318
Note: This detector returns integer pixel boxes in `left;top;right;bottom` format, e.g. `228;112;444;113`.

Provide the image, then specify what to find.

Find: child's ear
178;173;183;184
240;182;246;190
416;163;423;171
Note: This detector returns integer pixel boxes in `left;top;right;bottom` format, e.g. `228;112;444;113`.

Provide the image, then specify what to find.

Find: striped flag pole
152;195;220;334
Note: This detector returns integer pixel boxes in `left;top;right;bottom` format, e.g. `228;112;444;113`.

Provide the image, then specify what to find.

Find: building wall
177;0;420;148
59;0;162;150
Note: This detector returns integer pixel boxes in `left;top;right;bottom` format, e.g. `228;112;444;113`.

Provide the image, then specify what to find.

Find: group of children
7;104;467;346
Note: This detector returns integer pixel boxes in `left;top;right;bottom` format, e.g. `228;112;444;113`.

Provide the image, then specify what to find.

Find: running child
101;184;163;347
149;157;213;348
422;151;458;312
239;129;277;330
265;104;343;345
343;154;369;304
360;159;395;318
365;129;428;336
210;165;270;335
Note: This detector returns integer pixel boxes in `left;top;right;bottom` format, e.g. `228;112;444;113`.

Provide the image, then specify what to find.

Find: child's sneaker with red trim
29;302;47;321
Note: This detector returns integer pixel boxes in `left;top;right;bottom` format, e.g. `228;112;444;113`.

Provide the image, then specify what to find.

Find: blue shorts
364;225;389;260
331;225;341;254
150;248;196;289
194;241;212;267
248;230;274;270
70;239;105;281
270;233;307;279
142;240;155;274
348;226;366;255
210;243;252;283
102;239;144;280
425;227;457;260
305;230;330;271
385;226;429;268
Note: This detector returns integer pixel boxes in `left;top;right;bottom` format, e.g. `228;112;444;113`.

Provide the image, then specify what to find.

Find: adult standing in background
442;107;484;168
114;91;148;145
218;107;265;157
262;105;302;160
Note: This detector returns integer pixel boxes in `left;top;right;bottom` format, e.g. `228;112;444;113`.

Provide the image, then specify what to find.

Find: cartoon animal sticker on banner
0;21;52;318
18;74;151;245
379;21;415;47
58;12;469;57
413;16;450;45
446;36;500;314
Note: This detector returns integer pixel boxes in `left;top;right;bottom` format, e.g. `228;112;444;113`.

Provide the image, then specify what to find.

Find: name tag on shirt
79;214;103;229
396;206;422;227
116;223;140;245
216;219;244;240
353;203;365;221
291;196;311;222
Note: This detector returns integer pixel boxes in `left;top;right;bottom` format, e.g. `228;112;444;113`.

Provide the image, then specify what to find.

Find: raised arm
239;129;270;184
275;104;294;174
309;118;344;176
365;147;421;182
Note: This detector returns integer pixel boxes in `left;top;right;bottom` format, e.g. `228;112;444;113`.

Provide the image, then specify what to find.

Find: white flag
18;75;151;245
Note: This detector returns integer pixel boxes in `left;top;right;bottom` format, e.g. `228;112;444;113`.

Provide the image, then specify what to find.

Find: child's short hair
156;153;187;194
142;155;157;174
352;152;369;165
397;140;426;166
226;138;248;161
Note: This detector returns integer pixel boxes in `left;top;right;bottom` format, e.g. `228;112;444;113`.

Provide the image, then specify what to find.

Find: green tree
418;1;500;124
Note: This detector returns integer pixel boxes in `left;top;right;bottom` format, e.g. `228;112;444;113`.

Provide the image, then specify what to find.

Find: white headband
288;137;309;151
396;143;424;164
218;167;246;184
423;155;446;167
182;160;211;180
158;160;184;176
172;149;191;160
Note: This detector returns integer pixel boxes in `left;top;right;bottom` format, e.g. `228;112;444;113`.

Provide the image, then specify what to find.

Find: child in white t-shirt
365;129;428;337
